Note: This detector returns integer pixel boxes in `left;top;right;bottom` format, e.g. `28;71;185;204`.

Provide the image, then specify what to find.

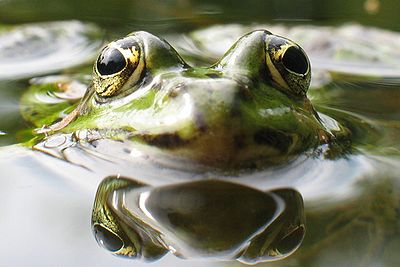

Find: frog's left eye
265;34;311;96
93;224;124;252
93;36;145;98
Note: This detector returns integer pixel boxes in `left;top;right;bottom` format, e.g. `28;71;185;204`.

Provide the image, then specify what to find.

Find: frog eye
96;48;127;76
281;46;309;75
93;224;124;252
93;36;145;98
265;34;311;95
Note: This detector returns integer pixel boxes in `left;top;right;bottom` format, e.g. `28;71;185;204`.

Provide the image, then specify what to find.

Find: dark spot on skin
229;97;242;117
194;113;207;133
230;84;252;117
142;133;189;148
206;73;220;79
237;84;252;100
253;128;293;153
233;134;246;149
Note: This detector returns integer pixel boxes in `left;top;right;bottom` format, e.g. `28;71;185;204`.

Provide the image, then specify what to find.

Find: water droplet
44;135;67;148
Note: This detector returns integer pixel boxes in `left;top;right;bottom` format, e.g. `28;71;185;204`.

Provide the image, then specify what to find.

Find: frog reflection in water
92;177;305;263
35;30;348;263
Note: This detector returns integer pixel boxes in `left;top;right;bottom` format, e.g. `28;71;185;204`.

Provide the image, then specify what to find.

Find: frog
26;29;348;170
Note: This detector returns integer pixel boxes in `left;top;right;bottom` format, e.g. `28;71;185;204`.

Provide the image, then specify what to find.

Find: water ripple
0;20;103;80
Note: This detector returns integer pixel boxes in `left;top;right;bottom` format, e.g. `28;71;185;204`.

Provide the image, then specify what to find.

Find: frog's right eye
93;224;124;252
264;34;311;96
96;48;127;76
93;36;145;98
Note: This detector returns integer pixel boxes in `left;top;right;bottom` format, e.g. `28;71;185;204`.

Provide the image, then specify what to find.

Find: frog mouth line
138;132;191;148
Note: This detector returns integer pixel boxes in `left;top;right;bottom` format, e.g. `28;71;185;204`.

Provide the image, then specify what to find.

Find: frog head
42;30;329;167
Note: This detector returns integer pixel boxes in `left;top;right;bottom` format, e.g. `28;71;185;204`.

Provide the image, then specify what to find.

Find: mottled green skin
24;31;341;167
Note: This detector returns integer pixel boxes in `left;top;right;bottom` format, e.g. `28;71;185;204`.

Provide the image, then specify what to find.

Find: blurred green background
1;0;399;34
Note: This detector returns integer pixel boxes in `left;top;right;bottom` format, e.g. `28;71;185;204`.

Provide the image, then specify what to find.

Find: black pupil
93;224;124;252
96;48;126;76
282;46;308;75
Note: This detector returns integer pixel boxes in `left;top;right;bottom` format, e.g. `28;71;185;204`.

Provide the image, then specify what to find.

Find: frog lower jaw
133;126;320;168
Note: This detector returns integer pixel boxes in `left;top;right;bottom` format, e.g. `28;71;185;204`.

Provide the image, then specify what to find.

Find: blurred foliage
0;0;400;34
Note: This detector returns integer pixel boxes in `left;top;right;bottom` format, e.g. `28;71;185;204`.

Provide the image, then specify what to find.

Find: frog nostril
96;47;127;76
282;46;309;75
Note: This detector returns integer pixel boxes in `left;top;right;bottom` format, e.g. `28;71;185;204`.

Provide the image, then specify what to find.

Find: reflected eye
282;46;309;75
265;34;311;96
96;48;127;76
93;224;124;252
93;36;144;98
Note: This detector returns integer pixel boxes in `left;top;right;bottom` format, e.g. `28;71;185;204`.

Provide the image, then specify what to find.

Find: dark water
1;0;400;266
